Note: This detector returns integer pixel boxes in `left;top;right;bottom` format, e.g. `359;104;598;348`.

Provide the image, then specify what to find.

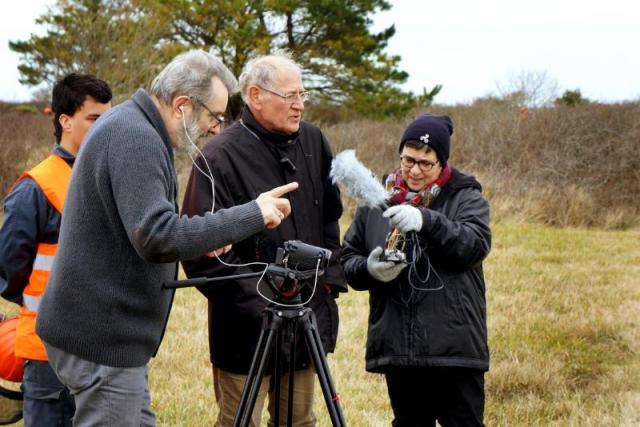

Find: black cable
405;232;445;292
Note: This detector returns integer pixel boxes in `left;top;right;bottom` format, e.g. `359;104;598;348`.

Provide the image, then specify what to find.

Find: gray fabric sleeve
107;131;264;263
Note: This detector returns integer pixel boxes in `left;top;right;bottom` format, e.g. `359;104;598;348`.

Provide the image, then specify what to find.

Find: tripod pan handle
162;277;210;289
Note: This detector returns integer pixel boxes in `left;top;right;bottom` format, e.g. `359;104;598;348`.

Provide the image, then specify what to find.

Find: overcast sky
1;0;638;104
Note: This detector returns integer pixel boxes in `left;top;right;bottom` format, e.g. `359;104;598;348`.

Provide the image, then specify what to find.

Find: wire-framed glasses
192;97;226;128
258;85;310;104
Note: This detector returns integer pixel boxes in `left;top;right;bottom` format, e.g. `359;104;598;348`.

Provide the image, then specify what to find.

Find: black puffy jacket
341;168;491;372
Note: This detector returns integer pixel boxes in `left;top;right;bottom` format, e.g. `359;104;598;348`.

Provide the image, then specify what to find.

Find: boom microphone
330;150;388;209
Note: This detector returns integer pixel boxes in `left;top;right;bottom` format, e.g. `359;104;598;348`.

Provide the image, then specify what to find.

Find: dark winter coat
181;107;346;374
341;168;491;373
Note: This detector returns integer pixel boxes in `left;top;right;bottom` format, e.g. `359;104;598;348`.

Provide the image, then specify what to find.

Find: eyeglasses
400;155;439;172
192;97;226;128
257;85;310;104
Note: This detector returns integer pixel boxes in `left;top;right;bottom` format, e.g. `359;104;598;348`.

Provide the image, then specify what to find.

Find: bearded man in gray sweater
36;50;298;427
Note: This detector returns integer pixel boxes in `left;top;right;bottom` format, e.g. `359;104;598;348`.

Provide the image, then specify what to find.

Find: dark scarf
386;164;452;207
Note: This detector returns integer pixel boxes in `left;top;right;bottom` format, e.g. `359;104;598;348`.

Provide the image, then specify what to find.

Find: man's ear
59;114;71;132
173;95;190;117
247;86;262;109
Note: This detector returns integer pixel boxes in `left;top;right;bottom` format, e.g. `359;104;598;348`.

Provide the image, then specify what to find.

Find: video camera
275;240;331;271
267;241;332;304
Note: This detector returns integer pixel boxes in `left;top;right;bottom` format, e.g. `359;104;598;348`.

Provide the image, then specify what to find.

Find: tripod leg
273;326;282;426
300;310;347;427
272;318;298;427
286;319;297;427
234;314;282;427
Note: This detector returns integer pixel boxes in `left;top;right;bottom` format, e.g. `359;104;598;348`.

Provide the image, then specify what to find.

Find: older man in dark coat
181;53;345;426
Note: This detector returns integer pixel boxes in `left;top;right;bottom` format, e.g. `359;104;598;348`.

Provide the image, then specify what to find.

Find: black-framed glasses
400;155;439;172
192;97;226;128
257;85;310;104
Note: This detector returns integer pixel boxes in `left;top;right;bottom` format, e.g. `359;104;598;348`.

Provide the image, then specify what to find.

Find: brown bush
324;101;640;229
0;106;52;196
1;101;638;228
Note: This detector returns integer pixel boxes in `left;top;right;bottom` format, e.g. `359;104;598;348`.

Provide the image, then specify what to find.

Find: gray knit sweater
36;90;264;367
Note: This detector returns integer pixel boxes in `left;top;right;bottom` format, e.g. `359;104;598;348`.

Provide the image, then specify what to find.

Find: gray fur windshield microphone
329;150;388;210
330;150;407;264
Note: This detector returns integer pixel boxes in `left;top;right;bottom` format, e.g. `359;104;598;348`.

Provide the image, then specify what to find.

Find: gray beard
177;116;206;156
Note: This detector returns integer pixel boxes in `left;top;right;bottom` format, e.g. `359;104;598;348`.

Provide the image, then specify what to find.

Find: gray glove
383;204;423;233
366;247;407;282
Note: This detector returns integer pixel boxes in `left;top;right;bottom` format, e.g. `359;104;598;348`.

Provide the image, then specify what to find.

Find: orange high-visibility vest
13;154;71;361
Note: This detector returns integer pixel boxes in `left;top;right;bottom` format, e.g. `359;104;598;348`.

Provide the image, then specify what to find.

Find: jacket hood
428;167;482;211
450;167;482;193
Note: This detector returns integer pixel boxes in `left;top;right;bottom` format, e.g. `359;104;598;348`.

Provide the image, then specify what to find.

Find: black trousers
385;366;485;427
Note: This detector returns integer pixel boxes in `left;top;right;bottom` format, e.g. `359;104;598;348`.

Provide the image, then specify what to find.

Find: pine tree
9;0;174;101
11;0;437;117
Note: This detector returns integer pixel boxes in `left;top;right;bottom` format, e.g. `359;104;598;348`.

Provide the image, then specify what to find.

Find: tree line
10;0;441;119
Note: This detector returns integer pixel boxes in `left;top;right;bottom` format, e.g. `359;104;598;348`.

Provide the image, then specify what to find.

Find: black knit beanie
399;114;453;165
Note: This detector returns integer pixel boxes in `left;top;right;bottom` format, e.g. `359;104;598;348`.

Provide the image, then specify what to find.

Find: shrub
0;109;52;196
324;101;640;229
1;101;638;228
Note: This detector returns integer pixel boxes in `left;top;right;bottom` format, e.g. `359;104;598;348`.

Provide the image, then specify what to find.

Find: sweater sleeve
107;129;264;263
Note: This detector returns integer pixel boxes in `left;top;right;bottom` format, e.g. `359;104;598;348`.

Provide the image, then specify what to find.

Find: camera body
275;240;332;271
267;241;332;304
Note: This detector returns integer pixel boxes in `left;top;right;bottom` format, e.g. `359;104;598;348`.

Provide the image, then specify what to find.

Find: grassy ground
1;222;638;425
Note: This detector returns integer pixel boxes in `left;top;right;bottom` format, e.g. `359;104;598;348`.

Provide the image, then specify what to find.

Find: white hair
150;49;238;105
238;52;302;103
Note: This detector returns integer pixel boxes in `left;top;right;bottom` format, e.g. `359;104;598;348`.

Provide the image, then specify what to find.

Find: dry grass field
3;222;636;426
150;222;640;426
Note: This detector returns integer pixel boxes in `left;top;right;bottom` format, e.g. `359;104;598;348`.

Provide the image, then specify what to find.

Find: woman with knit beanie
341;114;491;426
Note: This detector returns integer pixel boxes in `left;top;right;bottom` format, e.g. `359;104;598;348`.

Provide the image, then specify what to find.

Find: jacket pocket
443;277;466;326
368;292;386;325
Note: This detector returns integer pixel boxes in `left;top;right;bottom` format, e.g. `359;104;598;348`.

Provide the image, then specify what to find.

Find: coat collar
240;107;300;146
429;167;482;210
53;144;75;167
132;89;174;162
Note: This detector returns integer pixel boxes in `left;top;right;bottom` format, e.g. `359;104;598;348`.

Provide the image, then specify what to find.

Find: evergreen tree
11;0;439;117
555;89;589;107
9;0;174;101
144;0;413;117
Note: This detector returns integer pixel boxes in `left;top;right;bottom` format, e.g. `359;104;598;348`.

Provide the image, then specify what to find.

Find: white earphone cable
182;109;216;213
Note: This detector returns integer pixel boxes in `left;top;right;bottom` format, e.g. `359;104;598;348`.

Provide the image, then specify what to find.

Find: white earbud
179;105;184;114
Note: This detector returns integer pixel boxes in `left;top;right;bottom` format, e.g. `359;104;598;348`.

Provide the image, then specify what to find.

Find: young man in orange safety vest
0;74;111;427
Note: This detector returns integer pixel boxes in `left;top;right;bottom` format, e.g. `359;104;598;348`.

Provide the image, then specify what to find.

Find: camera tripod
233;303;346;427
163;261;347;427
